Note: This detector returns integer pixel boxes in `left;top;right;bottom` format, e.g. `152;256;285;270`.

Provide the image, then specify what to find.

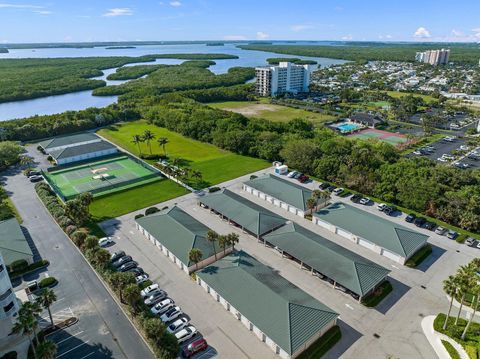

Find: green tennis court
349;128;408;147
44;155;162;200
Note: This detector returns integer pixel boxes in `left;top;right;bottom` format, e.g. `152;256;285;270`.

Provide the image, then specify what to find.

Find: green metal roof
314;202;428;258
264;223;390;296
135;206;219;266
39;133;100;150
49;140;117;160
0;218;34;266
244;174;312;211
198;251;338;355
200;189;287;236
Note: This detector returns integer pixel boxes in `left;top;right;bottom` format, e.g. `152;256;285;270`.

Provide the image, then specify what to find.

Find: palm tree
36;340;57;359
12;311;38;359
218;235;228;255
19;301;41;345
461;284;480;340
109;272;135;303
157;137;169;157
188;249;203;271
227;233;240;251
191;170;202;185
132;135;143;156
143;130;156;154
206;230;219;260
19;155;34;168
36;289;57;328
442;275;457;330
455;265;473;325
306;197;317;214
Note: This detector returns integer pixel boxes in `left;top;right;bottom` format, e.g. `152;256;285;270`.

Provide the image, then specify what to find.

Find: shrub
39;277;58;288
134;214;144;220
8;259;28;273
65;225;77;235
249;175;258;180
29;260;49;271
71;230;87;247
58;216;74;229
161;206;168;210
145;207;160;216
140;154;161;160
47;155;53;162
456;234;467;243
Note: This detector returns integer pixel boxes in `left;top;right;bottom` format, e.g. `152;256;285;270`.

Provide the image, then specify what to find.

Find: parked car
141;284;160;297
298;175;309;183
160;306;182;322
405;213;416;223
413;217;426;227
318;182;330;190
98;237;113;247
447;230;458;240
135;274;149;284
384;206;396;216
119;261;138;272
145;290;168;306
27;171;41;177
435;226;447;235
110;251;125;263
175;326;197;343
182;337;208;358
333;188;344;195
465;237;476;247
424;221;436;231
467;153;479;160
151;298;175;315
113;255;132;268
350;194;362;203
167;317;189;334
287;171;298;178
293;172;303;179
125;267;144;276
29;175;43;183
359;198;370;205
326;185;337;192
377;203;387;211
437;157;448;163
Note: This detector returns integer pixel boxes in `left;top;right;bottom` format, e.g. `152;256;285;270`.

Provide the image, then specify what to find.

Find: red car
298;175;309;183
182;337;208;358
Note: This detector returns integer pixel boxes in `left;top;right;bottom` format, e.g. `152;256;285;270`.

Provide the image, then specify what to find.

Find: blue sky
1;0;479;43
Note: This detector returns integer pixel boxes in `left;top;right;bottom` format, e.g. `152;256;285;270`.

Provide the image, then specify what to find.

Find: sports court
348;128;409;146
44;155;162;200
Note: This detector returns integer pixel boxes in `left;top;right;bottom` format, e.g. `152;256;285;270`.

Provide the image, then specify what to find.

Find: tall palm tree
461;285;480;340
227;233;240;251
131;135;143;156
12;312;38;359
455;265;473;325
143;130;156;155
36;289;57;328
36;340;57;359
157;137;169;157
442;275;457;330
206;230;219;260
191;170;202;184
188;249;203;271
19;301;41;345
306;197;317;214
218;235;228;255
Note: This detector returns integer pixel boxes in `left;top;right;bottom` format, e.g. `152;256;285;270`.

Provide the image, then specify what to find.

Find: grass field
89;179;188;221
384;91;437;104
208;101;336;125
44;155;161;200
97;121;270;187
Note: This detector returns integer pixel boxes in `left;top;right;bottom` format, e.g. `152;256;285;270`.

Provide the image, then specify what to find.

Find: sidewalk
421;315;469;359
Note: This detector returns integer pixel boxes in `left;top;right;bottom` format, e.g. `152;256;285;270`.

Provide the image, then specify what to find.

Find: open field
383;91;437;104
43;155;161;200
208;101;336;124
89;179;188;221
97;121;270;186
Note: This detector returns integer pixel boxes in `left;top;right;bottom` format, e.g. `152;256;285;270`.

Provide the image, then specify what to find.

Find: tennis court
348;128;409;146
44;155;162;200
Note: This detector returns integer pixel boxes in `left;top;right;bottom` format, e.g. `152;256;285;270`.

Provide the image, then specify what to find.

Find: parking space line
57;341;90;358
56;331;85;344
79;352;96;359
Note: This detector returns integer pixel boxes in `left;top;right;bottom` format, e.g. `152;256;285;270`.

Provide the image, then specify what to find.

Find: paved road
1;145;154;359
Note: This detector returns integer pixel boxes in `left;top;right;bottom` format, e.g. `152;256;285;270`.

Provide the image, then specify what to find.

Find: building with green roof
49;140;118;165
39;132;101;152
0;218;34;267
135;206;232;274
243;174;323;218
313;202;429;264
197;251;339;359
263;223;390;301
199;189;287;238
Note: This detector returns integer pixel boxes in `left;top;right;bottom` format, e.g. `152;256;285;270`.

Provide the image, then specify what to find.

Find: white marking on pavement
57;331;84;344
57;341;90;358
391;264;399;269
79;352;96;359
345;304;354;310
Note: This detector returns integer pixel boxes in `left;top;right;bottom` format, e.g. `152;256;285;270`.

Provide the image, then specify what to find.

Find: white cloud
378;34;393;40
103;8;133;17
290;24;314;32
0;3;42;9
341;34;353;40
169;1;182;7
35;10;51;15
413;27;431;39
451;29;464;37
256;31;269;40
223;35;247;41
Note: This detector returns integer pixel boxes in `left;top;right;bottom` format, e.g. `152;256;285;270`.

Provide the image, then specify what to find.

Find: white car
437;157;448;162
175;326;197;343
160;306;182;323
167;317;189;334
140;283;159;297
98;237;113;247
287;171;298;178
151;298;175;315
359;198;370;205
460;145;470;151
135;274;149;284
442;154;455;160
144;290;167;306
333;188;344;195
377;203;387;211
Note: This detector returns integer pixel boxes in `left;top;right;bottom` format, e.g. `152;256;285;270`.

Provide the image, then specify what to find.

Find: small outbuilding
0;218;34;267
38;132;102;153
350;112;384;128
197;250;339;359
48;140;118;165
136;206;232;274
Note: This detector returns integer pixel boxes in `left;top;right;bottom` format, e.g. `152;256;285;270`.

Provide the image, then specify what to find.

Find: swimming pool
336;123;362;132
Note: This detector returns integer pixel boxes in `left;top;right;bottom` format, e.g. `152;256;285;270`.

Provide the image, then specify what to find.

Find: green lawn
297;326;342;359
434;314;480;358
208;101;336;125
384;91;437;104
89;179;188;221
97;121;270;187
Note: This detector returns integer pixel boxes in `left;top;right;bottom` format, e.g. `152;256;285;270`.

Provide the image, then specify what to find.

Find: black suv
413;217;426;227
350;194;362;203
405;213;416;223
424;221;436;231
111;251;126;263
318;182;330;190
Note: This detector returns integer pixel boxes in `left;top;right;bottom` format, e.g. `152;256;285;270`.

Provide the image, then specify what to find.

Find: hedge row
8;259;50;279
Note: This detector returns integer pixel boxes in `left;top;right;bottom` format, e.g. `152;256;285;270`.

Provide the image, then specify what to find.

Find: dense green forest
107;64;166;80
266;58;317;65
239;44;480;64
94;61;255;97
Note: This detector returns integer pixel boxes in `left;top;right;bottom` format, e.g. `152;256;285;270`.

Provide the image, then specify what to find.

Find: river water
0;43;346;121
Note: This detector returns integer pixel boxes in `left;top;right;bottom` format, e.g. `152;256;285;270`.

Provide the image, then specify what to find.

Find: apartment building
255;62;315;96
415;49;450;66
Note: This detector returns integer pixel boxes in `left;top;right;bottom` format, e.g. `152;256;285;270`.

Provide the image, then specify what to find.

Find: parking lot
98;165;480;359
